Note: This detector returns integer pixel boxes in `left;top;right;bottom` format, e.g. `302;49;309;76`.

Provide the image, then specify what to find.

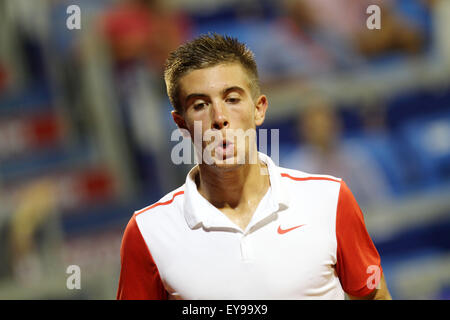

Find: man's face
173;63;268;168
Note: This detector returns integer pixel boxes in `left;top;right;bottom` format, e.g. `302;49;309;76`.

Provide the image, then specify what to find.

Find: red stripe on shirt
280;172;340;183
135;191;184;216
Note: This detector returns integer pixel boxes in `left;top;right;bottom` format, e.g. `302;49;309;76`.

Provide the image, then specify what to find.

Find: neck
195;160;270;210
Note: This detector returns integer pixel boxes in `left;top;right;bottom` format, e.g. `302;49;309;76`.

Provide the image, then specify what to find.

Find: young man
116;34;392;300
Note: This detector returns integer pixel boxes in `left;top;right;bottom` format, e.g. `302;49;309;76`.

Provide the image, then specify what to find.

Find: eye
193;102;207;110
226;96;240;104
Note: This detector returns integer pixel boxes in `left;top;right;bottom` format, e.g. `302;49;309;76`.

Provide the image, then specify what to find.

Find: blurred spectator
281;96;393;206
101;0;192;72
359;97;393;137
280;0;366;45
356;1;425;58
358;98;414;195
278;0;425;66
276;0;366;70
8;178;62;285
0;63;7;93
98;0;193;193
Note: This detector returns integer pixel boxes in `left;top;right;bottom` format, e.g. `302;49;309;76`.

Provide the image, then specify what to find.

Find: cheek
184;115;212;147
229;102;254;121
239;106;256;128
185;112;211;132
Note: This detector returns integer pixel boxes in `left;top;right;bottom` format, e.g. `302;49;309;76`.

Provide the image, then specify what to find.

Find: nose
211;101;229;130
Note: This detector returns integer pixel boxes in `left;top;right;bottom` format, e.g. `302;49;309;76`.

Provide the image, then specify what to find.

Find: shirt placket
240;233;254;262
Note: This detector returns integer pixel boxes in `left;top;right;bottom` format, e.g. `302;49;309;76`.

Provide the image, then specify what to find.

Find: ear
254;95;268;126
172;110;185;128
172;110;191;138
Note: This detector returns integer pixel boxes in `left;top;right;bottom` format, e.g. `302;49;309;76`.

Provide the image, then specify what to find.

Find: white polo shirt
117;153;382;299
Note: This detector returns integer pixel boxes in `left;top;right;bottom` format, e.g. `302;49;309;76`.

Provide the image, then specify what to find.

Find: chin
207;154;245;170
214;162;243;171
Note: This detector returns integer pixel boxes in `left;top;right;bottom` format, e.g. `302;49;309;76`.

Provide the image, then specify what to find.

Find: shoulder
119;186;186;258
277;165;344;203
275;165;346;235
135;186;185;216
132;186;186;228
277;165;342;185
276;165;343;204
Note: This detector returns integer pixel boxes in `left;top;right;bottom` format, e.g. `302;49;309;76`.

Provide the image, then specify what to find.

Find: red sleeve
116;214;168;300
335;180;383;297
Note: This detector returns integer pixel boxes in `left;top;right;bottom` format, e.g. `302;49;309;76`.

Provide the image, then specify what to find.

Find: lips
215;139;234;159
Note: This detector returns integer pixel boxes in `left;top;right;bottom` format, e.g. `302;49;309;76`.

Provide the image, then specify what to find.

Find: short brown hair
164;33;260;114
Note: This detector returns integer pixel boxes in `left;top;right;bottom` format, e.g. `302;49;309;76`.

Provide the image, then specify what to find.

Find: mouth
215;139;235;159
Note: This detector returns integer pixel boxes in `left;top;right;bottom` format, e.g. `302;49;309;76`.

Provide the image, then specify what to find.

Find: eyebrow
184;86;246;104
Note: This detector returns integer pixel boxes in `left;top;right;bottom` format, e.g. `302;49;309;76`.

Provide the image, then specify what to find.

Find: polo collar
183;152;290;231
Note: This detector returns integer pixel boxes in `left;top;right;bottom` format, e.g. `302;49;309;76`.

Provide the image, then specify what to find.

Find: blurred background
0;0;449;299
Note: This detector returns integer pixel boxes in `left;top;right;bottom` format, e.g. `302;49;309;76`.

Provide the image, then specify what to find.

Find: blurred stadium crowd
0;0;449;299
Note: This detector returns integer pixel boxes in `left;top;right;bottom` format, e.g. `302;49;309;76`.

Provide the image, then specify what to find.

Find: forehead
178;63;252;98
